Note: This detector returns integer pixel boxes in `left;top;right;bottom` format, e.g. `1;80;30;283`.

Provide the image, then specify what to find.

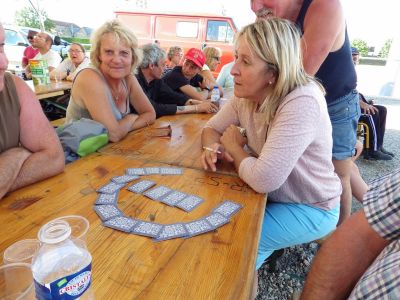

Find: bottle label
34;263;92;300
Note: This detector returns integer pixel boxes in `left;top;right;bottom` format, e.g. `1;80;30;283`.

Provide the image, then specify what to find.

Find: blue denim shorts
327;90;361;160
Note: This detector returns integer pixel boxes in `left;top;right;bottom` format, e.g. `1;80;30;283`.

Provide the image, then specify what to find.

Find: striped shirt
349;168;400;299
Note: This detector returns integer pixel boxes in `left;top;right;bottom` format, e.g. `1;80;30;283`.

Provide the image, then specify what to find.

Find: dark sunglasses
27;36;34;40
213;56;221;61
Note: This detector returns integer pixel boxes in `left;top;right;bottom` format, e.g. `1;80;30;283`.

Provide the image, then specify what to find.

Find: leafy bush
351;39;369;56
379;39;392;58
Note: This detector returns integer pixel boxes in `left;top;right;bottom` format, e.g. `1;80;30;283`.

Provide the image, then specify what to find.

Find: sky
1;0;398;49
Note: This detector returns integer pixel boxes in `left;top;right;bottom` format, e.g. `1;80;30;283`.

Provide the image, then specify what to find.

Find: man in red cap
163;48;212;101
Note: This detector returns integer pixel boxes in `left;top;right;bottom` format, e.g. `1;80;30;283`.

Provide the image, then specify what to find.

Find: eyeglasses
68;49;83;54
213;56;221;62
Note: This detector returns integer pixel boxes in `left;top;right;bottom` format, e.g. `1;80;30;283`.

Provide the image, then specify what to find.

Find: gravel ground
256;98;400;300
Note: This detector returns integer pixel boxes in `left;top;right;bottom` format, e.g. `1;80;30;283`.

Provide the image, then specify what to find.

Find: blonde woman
201;18;341;282
66;20;155;142
200;46;223;96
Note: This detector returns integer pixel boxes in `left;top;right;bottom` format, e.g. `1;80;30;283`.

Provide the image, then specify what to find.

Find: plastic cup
0;262;35;300
54;72;61;85
51;215;89;243
3;239;41;265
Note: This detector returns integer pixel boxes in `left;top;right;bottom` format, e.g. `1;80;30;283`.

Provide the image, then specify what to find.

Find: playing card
184;218;214;237
144;167;160;175
103;216;139;233
159;190;188;206
126;167;146;176
131;221;163;238
159;167;183;175
205;212;230;229
127;180;156;194
111;174;140;184
96;181;126;194
154;223;188;241
95;191;119;205
93;205;122;221
143;185;172;201
212;200;243;218
176;195;204;212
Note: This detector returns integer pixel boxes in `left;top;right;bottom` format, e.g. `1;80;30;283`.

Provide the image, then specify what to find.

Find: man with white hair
136;43;216;117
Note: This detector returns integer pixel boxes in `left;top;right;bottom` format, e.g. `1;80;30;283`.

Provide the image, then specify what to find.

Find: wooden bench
50;117;65;127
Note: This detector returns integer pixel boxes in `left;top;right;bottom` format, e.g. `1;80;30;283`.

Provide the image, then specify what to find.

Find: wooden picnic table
0;153;266;299
32;80;72;100
98;114;237;175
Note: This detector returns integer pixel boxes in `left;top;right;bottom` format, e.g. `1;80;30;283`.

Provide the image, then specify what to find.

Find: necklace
110;81;124;102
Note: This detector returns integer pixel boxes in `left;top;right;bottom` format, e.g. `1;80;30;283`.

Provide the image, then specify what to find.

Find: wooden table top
0;153;265;300
32;80;72;100
98;114;237;176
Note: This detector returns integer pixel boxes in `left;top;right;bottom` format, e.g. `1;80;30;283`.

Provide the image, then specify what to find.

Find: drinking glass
0;263;35;300
3;239;40;265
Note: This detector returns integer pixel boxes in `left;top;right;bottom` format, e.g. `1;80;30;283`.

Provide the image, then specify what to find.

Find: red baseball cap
184;48;205;68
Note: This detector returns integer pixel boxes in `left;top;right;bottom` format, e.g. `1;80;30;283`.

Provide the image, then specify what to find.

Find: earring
269;81;273;85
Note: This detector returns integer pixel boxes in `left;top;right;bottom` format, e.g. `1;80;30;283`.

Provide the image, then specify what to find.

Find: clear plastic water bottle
32;219;94;300
211;85;220;107
15;65;24;80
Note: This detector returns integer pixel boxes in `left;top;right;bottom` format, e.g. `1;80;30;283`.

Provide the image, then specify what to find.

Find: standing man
25;32;62;78
251;0;361;224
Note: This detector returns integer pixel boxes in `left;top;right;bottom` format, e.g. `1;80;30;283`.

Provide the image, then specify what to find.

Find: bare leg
333;158;352;225
350;162;368;202
350;141;368;202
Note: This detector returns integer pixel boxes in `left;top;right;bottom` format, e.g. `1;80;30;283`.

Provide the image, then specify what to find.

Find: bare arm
72;70;154;142
301;210;390;300
0;148;31;199
200;69;224;97
7;76;65;192
176;102;217;115
180;84;210;101
301;0;345;75
126;74;156;130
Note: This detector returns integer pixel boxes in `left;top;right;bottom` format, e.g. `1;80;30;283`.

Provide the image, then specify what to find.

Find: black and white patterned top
349;168;400;299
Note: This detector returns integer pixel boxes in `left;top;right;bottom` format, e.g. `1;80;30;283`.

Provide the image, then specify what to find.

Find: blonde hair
237;18;324;124
90;19;142;72
203;46;222;68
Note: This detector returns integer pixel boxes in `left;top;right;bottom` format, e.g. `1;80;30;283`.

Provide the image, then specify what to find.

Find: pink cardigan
206;82;341;210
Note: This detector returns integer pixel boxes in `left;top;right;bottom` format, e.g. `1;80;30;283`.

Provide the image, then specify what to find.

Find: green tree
15;7;55;32
351;39;369;56
379;39;392;58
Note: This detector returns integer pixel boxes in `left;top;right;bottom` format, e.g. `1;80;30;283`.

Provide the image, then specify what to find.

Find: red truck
115;10;237;74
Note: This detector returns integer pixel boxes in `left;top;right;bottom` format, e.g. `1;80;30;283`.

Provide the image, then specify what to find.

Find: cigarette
202;146;222;154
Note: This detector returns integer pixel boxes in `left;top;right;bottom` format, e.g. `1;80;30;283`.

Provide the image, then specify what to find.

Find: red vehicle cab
115;10;237;76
